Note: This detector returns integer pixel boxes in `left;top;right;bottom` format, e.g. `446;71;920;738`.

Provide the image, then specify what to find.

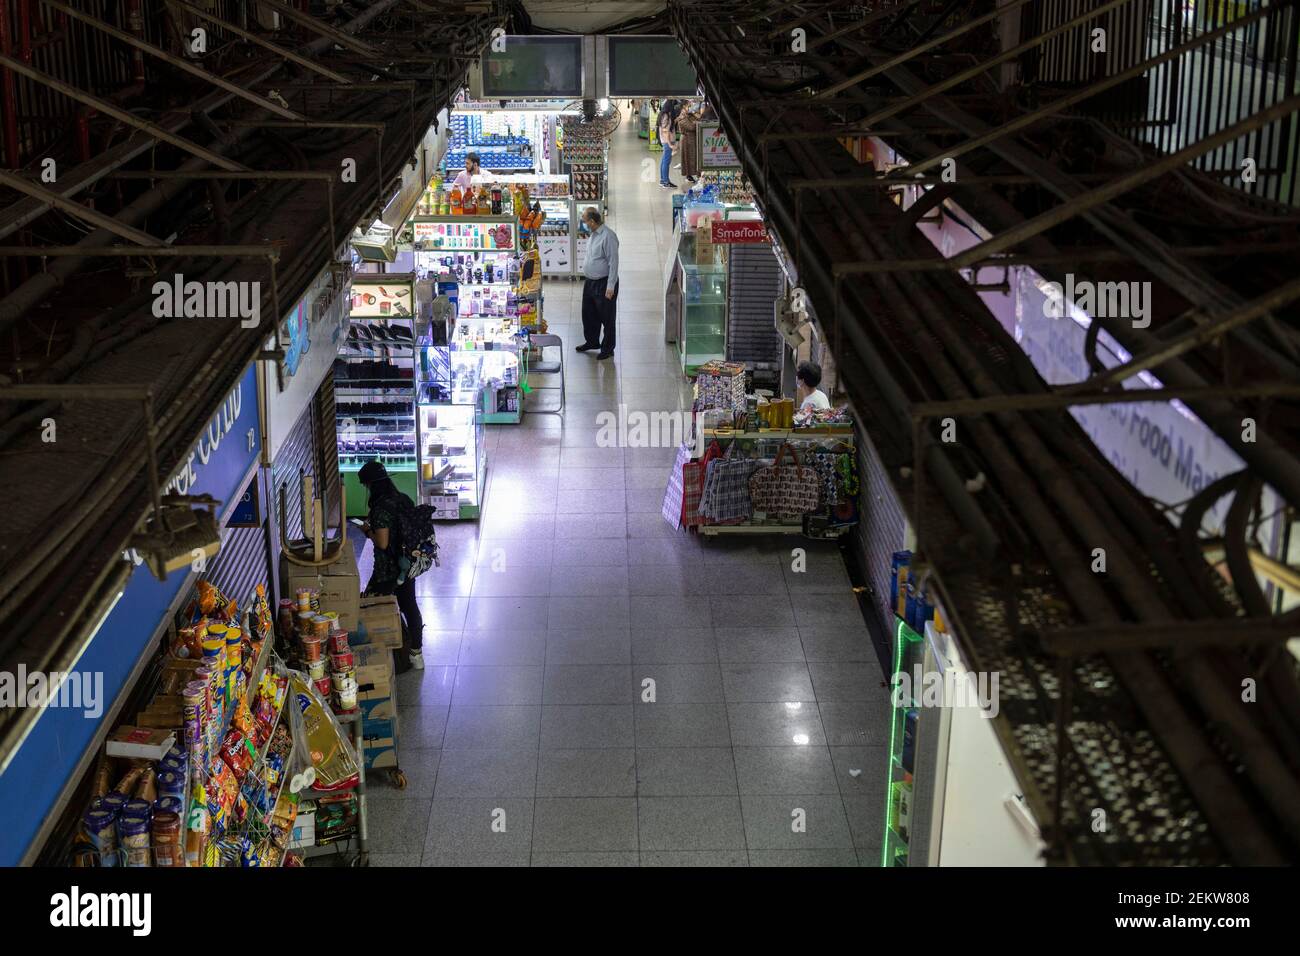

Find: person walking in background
577;206;619;359
357;460;424;672
678;101;702;184
658;99;681;188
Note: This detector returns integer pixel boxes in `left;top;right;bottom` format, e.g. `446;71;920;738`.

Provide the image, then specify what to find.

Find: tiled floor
355;106;890;867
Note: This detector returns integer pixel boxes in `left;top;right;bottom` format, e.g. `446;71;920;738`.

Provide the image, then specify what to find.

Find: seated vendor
796;360;831;412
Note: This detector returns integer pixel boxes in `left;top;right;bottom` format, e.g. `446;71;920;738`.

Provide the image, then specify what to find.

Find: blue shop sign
0;364;261;866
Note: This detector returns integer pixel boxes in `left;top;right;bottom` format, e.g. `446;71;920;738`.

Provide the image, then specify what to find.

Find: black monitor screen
607;36;698;97
482;36;584;98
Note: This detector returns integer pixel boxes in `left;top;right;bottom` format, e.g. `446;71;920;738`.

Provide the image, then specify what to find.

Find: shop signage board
0;364;262;865
263;266;351;461
711;220;768;244
227;473;260;527
699;123;740;168
1014;269;1247;532
350;279;415;318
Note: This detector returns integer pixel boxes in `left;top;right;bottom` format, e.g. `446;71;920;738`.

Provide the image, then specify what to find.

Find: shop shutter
272;404;317;543
313;376;342;525
726;243;784;387
852;420;908;640
205;517;273;611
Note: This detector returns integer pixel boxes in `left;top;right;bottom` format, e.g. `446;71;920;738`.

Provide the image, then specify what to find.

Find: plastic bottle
450;185;463;216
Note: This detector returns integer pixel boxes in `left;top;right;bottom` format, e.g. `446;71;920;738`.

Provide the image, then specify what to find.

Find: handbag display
747;443;821;516
683;441;723;527
661;441;693;531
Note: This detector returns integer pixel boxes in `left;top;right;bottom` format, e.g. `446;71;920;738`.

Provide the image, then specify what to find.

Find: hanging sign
699;123;739;168
711;220;768;244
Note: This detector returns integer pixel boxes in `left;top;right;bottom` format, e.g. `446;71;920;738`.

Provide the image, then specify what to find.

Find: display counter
335;275;419;518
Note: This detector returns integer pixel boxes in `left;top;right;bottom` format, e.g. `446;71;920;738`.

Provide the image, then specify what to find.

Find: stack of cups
329;624;357;712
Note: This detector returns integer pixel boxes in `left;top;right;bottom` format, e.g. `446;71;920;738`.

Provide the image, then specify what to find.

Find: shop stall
335;275;419;519
661;375;860;537
561;113;611;239
410;214;531;426
489;173;575;277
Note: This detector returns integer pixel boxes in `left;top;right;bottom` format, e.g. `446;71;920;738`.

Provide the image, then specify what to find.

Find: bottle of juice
464;186;477;215
450;185;463;216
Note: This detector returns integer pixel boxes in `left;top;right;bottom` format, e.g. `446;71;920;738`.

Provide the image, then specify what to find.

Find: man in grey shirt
578;206;619;359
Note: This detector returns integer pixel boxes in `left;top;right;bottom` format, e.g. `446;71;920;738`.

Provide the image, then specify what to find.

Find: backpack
394;498;440;584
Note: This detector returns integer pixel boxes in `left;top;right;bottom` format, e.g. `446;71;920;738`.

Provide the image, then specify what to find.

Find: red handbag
682;440;723;526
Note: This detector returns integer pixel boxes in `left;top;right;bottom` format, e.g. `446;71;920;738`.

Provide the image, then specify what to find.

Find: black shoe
596;351;614;360
661;181;678;189
393;650;413;675
576;343;599;353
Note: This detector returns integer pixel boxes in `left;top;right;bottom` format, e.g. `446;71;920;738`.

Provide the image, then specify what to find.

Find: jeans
660;144;673;184
393;575;423;655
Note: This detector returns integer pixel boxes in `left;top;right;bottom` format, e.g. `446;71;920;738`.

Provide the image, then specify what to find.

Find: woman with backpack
358;460;424;671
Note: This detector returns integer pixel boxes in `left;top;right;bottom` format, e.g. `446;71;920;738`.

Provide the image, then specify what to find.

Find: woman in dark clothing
358;460;424;671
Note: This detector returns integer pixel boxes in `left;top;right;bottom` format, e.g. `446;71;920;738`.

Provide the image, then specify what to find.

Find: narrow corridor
359;106;891;866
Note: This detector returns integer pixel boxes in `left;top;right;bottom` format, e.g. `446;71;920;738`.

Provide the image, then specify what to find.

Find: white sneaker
409;649;425;670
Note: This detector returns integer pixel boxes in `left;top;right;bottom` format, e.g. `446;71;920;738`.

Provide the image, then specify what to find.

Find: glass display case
409;216;530;425
675;231;727;376
335;275;419;518
416;306;487;520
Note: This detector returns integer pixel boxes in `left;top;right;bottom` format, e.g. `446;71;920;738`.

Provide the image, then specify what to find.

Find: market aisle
362;107;891;867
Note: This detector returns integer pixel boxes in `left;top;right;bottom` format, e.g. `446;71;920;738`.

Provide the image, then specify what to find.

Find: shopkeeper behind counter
796;361;831;411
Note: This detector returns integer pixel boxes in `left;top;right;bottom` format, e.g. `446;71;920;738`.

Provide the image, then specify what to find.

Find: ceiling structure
668;0;1300;864
0;0;504;773
519;0;666;32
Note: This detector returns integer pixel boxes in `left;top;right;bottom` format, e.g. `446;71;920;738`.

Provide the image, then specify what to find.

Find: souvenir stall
661;374;860;537
335;276;419;519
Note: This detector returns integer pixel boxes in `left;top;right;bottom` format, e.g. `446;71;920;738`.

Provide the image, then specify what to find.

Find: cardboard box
363;737;398;770
359;694;396;723
363;716;395;741
353;595;403;650
106;726;176;761
283;539;361;631
355;643;393;694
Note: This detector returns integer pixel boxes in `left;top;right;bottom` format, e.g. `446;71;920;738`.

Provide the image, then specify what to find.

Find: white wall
937;639;1046;867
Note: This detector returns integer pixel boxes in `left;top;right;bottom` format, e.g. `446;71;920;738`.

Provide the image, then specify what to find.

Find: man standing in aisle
577;206;619;359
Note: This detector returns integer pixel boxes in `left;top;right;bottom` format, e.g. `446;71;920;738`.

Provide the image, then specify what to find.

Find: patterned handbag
748;443;821;516
683;441;723;526
661;441;693;530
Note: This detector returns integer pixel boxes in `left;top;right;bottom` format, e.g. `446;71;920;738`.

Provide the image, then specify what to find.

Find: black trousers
393;575;423;654
581;276;617;353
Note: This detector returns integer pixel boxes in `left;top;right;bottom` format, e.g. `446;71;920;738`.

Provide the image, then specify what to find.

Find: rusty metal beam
901;1;1278;178
0;54;247;172
170;0;351;84
40;0;303;119
1039;616;1300;656
0;244;278;258
841;0;1137;125
0;170;161;246
948;90;1300;269
1059;276;1300;395
815;0;1042;98
910;383;1300;420
255;0;380;57
829;241;1300;273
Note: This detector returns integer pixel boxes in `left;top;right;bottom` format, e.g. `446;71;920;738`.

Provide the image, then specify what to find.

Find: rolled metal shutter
852;420;909;640
272;404;318;543
726;243;784;387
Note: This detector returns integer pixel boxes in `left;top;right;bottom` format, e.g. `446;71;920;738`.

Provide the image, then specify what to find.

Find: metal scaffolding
672;0;1300;864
